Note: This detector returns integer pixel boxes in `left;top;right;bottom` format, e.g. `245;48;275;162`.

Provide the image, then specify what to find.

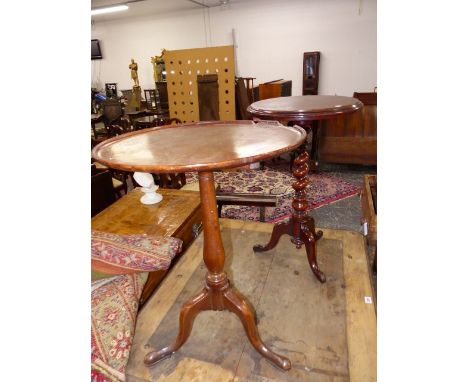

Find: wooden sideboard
318;92;377;165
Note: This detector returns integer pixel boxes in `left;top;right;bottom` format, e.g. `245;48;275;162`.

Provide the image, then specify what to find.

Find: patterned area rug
186;165;360;223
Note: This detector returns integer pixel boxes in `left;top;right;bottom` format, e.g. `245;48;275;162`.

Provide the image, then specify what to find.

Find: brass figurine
151;49;166;82
129;58;139;88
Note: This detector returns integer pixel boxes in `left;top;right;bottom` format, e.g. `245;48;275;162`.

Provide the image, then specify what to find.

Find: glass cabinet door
302;52;320;95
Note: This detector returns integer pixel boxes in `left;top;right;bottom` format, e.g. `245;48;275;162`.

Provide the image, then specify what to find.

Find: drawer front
173;205;203;251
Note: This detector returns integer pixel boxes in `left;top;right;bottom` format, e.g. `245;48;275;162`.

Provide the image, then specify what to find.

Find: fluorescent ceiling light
91;5;129;16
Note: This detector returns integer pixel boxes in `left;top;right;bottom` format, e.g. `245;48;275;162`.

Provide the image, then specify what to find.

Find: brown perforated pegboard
164;45;235;122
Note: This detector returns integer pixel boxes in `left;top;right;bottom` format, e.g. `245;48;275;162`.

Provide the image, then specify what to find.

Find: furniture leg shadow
144;274;291;371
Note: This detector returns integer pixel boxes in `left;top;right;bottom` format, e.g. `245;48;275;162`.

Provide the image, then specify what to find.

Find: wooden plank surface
244;222;377;382
251;224;376;382
92;188;201;237
234;234;347;382
143;227;280;378
126;220;376;382
339;230;376;382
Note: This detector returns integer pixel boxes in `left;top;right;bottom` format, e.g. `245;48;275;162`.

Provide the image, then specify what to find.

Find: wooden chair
91;113;107;140
92;159;129;199
91;166;116;217
101;99;130;137
155;81;170;117
126;110;151;130
152;173;187;189
106;124;126;138
235;77;253;120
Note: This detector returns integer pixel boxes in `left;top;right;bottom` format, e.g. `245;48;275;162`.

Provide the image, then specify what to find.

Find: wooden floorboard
340;229;376;382
234;235;347;382
126;219;376;382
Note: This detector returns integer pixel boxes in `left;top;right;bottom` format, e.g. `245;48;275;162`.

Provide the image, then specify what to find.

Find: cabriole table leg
144;171;291;370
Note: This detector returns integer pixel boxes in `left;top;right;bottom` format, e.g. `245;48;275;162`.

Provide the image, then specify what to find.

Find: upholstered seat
91;231;183;382
91;273;147;382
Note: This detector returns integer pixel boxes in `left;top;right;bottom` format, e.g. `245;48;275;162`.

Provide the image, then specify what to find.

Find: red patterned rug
186;165;360;223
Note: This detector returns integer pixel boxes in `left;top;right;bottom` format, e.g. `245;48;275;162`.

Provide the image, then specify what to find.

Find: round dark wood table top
247;95;363;121
91;120;306;173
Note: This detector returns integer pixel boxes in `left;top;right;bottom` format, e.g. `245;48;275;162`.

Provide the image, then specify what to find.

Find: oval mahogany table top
91;120;306;173
247;95;363;121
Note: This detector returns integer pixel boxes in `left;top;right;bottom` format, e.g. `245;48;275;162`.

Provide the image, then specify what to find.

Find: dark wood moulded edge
91;120;307;173
247;98;364;122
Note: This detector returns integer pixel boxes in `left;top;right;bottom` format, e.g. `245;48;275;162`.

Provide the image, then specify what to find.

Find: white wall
92;0;376;97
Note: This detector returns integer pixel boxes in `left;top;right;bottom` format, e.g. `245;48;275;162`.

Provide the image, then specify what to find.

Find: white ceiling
91;0;235;22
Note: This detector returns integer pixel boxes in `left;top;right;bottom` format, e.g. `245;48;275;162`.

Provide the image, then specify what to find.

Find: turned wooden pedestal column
92;120;306;370
253;148;325;282
248;96;363;282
